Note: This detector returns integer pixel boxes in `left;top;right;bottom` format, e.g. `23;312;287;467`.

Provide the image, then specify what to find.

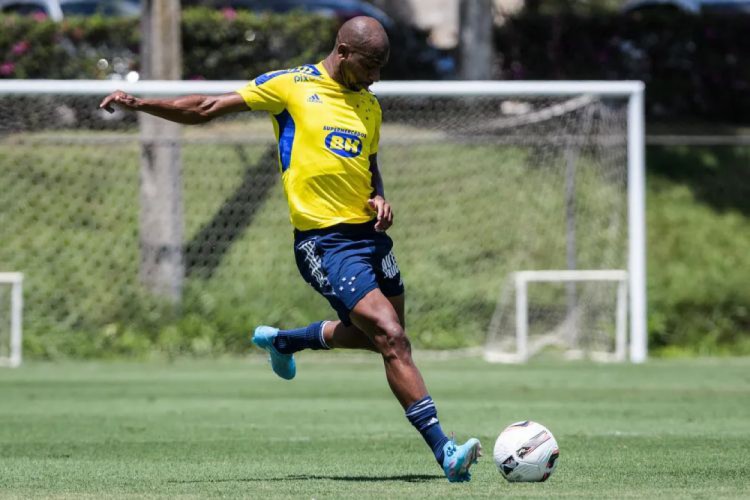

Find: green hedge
0;9;337;80
0;14;139;79
181;8;336;80
0;8;438;82
4;8;749;123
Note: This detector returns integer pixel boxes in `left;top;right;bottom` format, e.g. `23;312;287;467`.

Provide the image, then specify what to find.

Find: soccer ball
493;420;559;482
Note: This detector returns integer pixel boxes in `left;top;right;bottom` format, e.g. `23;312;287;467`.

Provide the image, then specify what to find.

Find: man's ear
337;43;351;59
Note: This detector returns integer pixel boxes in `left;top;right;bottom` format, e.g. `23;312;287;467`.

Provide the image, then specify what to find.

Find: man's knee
373;320;412;358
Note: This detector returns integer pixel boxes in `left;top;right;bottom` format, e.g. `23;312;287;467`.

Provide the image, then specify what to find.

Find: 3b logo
325;131;362;158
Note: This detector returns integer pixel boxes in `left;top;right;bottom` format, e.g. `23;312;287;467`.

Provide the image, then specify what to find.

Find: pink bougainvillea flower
221;7;237;20
11;41;30;56
0;62;15;76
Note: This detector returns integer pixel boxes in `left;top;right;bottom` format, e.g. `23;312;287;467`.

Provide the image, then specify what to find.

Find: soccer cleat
442;437;482;483
252;326;296;380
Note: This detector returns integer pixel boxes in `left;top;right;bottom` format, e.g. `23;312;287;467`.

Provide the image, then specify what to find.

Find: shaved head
322;16;390;91
336;16;390;57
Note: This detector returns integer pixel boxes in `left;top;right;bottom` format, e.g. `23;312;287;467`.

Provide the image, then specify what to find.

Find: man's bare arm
98;91;248;125
368;154;393;231
369;153;386;198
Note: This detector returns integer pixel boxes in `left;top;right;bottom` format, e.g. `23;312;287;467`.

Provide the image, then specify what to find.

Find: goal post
0;273;23;368
0;79;645;362
486;270;629;364
377;80;646;363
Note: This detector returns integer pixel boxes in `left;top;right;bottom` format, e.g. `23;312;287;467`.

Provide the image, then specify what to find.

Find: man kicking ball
99;16;481;482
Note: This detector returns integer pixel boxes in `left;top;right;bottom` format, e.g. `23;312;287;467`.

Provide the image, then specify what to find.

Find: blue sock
272;321;329;354
405;395;450;465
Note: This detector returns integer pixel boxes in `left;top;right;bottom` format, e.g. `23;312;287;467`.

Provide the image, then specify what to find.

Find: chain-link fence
0;82;631;359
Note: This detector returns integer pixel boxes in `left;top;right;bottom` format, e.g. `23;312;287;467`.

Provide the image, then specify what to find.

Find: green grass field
1;356;749;498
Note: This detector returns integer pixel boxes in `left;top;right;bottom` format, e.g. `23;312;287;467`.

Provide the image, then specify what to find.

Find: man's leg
349;290;425;408
349;289;481;482
252;315;379;379
320;293;404;351
253;289;480;481
257;293;402;355
322;321;377;351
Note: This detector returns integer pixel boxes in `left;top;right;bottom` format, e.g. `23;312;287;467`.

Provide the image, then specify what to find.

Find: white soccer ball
493;420;560;482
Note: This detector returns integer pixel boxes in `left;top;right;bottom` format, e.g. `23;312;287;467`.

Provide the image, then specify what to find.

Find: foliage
0;9;337;80
0;14;138;79
0;7;438;82
495;11;750;123
519;0;624;16
181;7;336;80
646;145;750;355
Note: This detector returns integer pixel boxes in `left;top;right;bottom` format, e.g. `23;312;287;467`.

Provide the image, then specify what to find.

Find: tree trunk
459;0;495;80
138;0;184;303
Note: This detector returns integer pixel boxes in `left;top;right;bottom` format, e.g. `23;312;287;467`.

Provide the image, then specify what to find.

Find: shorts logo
296;240;331;291
381;251;400;279
325;131;362;158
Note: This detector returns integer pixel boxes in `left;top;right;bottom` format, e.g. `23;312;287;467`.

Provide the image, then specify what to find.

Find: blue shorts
294;221;404;326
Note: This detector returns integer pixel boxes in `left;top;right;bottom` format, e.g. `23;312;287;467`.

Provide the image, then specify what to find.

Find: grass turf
1;356;749;498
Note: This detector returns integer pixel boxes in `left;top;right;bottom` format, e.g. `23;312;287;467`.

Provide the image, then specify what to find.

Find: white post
515;273;528;363
627;86;647;363
0;272;23;368
615;278;628;362
10;276;22;367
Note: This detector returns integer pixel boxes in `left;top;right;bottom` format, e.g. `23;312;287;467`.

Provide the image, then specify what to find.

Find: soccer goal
0;273;23;368
0;78;644;363
486;270;629;363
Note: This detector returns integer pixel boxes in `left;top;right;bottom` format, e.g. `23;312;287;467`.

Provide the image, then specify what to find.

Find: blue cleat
252;326;296;380
442;437;482;483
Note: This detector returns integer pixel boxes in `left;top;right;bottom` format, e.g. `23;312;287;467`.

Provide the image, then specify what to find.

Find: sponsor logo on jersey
307;93;323;104
325;131;362;158
322;125;366;138
255;64;322;86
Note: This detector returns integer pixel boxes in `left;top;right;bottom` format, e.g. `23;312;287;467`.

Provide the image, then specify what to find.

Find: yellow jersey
236;63;382;231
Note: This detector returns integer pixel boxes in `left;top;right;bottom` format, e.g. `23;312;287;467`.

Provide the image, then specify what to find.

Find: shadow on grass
648;145;750;216
169;474;441;483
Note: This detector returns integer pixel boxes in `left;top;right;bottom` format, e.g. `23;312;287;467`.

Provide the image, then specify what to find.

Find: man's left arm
368;154;393;232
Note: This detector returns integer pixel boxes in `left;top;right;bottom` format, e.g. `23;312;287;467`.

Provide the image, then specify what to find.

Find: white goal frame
0;273;23;368
486;270;629;364
0;79;646;363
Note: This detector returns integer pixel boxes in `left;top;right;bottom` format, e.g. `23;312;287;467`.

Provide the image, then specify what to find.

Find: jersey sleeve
235;70;291;115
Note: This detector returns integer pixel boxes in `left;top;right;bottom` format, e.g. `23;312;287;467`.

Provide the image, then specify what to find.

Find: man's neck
322;55;345;88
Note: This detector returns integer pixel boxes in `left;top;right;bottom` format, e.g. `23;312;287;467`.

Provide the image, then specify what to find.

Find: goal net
0;79;645;364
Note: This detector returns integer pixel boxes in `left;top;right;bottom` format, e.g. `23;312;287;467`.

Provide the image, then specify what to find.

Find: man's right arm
98;91;248;125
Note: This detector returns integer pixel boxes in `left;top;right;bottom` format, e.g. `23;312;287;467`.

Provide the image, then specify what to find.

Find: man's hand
99;90;139;113
368;196;393;232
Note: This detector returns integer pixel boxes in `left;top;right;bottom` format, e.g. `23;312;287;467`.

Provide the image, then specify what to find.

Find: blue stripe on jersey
274;109;295;172
255;64;322;86
255;69;287;86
